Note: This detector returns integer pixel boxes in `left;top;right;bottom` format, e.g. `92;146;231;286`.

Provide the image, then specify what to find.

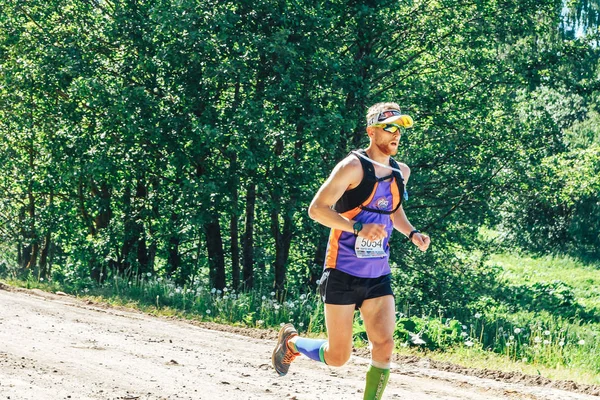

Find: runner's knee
371;337;395;359
325;347;351;367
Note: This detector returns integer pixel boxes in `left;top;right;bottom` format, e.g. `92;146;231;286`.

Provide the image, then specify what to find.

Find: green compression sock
363;364;390;400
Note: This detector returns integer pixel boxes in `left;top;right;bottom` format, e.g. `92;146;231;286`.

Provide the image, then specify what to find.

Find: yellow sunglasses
373;123;404;134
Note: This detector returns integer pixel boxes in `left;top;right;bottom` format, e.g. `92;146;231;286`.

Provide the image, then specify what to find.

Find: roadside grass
395;346;600;386
2;251;600;386
491;253;600;311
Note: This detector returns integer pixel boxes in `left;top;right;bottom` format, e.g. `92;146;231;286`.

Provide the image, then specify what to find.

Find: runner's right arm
308;156;387;241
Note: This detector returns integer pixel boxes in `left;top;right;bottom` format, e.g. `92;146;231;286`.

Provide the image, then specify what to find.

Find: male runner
272;102;430;400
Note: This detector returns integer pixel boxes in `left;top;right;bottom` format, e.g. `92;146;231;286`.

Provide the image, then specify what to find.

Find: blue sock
293;337;328;363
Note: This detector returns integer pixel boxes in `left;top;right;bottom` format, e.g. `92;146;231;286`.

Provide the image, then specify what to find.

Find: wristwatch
353;221;363;237
408;229;420;240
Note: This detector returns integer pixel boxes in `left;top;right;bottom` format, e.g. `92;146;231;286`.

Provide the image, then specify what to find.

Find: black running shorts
318;268;394;310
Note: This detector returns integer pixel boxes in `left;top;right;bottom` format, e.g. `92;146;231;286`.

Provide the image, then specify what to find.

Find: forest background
1;0;600;383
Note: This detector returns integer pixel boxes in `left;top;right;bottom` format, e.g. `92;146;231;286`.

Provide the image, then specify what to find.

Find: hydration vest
333;149;406;215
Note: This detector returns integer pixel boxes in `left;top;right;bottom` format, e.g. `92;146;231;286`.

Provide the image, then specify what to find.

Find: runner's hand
358;224;387;241
411;232;430;252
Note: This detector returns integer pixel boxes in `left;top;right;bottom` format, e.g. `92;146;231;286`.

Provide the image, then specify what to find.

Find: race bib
354;237;387;258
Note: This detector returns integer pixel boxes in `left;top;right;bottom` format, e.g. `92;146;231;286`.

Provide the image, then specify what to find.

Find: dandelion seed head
544;330;551;336
514;328;522;334
474;312;482;319
578;339;585;345
465;340;474;347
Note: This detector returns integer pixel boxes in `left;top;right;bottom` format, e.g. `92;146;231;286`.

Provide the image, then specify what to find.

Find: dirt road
0;285;598;400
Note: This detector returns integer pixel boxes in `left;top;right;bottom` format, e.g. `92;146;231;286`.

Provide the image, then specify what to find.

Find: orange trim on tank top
325;182;380;269
389;177;401;223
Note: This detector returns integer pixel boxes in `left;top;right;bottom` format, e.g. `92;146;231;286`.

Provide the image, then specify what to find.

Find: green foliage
0;0;599;333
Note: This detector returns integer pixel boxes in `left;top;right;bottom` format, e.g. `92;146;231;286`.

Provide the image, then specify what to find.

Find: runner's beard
375;141;399;156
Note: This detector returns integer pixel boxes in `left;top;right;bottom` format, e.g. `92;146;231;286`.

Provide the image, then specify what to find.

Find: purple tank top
324;180;395;278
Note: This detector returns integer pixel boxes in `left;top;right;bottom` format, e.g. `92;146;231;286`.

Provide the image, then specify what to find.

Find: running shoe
272;323;299;376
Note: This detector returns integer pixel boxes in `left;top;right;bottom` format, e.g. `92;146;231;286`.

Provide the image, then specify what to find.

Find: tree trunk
39;230;51;277
205;218;226;290
39;211;52;280
230;154;240;290
167;234;182;282
91;180;112;230
271;208;294;300
134;179;149;274
25;184;38;269
242;182;256;289
311;230;328;286
121;179;150;275
78;177;96;236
